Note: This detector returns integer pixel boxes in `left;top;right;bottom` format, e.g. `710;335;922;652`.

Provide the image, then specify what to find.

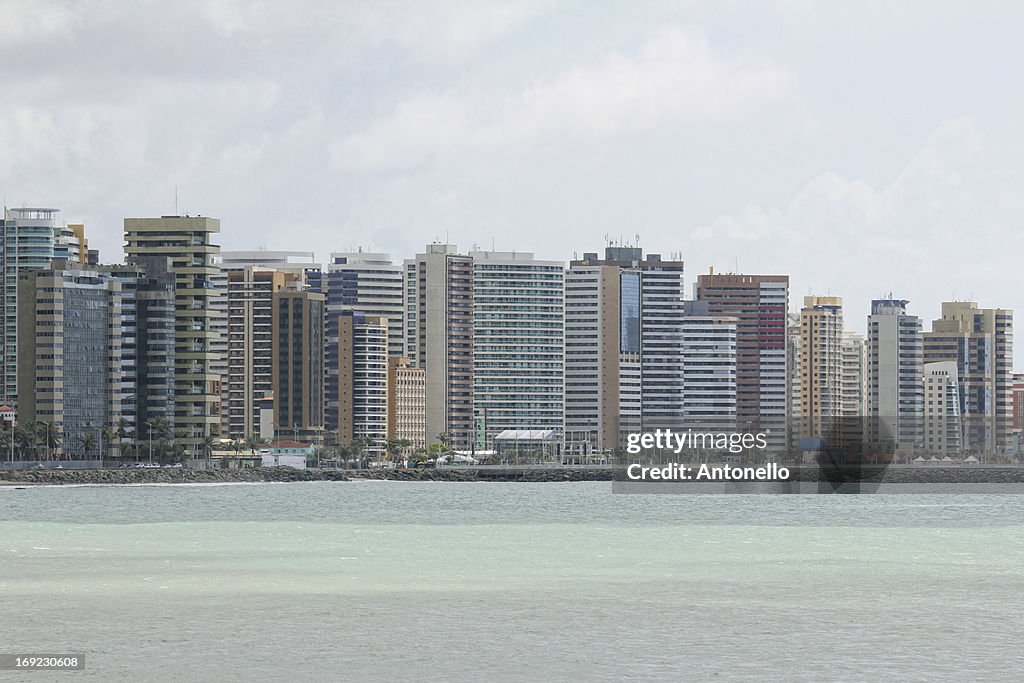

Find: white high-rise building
404;244;475;449
677;301;737;432
328;252;404;357
923;361;963;456
841;331;867;418
867;298;923;449
471;250;564;448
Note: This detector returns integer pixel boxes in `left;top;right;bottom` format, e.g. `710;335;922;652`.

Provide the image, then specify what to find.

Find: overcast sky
2;1;1023;362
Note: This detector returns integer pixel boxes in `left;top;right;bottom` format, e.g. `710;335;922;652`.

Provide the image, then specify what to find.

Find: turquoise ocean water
2;481;1023;681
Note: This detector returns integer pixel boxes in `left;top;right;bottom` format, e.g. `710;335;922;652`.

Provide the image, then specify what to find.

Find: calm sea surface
2;482;1023;681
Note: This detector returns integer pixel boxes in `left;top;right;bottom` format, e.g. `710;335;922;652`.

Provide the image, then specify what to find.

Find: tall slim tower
124;215;224;455
840;331;867;418
223;267;298;440
335;312;389;454
272;288;326;444
923;361;963;456
694;271;789;449
1;207;61;404
799;296;844;439
867;298;923;450
471;250;564;448
404;244;474;449
923;301;1013;456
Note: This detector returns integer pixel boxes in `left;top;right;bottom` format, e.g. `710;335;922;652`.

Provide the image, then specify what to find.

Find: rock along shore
3;465;1024;486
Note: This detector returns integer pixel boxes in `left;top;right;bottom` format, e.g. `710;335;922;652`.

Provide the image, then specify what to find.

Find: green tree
16;422;37;460
80;432;97;459
0;423;13;461
385;438;412;468
100;427;115;466
38;422;61;461
201;432;218;460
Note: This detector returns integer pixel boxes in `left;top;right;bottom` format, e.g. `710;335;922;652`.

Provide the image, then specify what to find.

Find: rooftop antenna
734;255;738;273
174;186;178;216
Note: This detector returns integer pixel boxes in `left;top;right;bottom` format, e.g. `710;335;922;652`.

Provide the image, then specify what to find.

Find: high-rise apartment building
327;252;403;355
124;215;224;454
17;262;126;457
923;301;1013;455
272;288;326;444
130;256;177;436
224;268;298;440
325;252;403;436
564;246;686;453
1013;373;1024;432
786;312;802;447
404;244;474;449
2;207;61;404
694;271;789;449
335;312;389;454
840;331;867;418
867;299;923;449
676;301;737;432
923;361;963;456
387;356;426;450
798;296;844;439
471;250;564;449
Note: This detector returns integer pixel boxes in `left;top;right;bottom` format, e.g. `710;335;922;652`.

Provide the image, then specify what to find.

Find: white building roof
494;429;558;441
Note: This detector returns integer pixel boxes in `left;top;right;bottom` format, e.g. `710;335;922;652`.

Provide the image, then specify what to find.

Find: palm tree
16;422;37;460
80;432;97;460
201;433;218;460
385;438;412;468
101;426;115;467
38;422;61;461
0;425;12;463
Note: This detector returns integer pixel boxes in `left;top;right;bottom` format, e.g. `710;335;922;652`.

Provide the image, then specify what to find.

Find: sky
2;1;1023;362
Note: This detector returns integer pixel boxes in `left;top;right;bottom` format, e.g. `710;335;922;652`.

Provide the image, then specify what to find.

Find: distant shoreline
3;464;1024;487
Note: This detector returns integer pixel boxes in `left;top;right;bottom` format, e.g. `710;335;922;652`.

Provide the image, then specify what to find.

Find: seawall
3;465;1024;486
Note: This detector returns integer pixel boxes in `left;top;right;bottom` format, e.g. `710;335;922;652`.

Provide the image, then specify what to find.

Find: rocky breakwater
1;466;351;485
344;467;618;482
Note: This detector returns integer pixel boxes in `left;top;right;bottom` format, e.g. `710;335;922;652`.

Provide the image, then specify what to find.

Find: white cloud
334;26;796;170
687;116;1021;339
0;0;79;44
350;0;556;63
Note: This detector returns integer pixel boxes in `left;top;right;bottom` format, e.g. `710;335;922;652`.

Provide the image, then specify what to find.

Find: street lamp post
145;421;154;465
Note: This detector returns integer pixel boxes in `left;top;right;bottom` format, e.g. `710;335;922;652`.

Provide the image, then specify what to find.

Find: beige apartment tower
225;268;298;440
923;301;1013;455
798;296;844;439
387;356;426;450
403;245;474;449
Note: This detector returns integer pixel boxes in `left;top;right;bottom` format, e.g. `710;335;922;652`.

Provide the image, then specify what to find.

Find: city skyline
2;2;1023;366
